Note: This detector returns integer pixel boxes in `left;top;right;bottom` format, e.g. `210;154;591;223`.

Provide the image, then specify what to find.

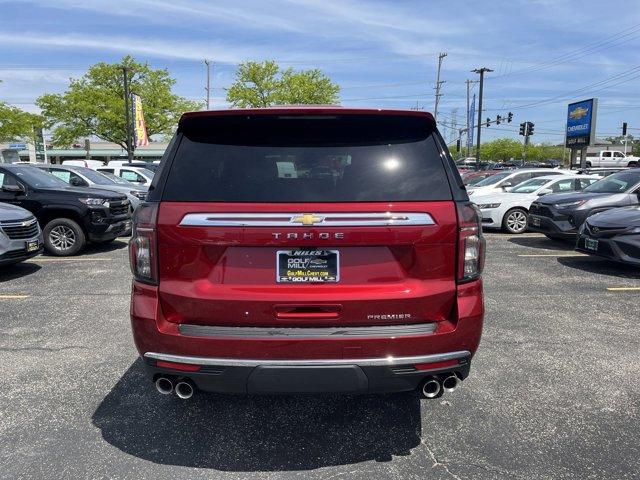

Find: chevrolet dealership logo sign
569;106;589;120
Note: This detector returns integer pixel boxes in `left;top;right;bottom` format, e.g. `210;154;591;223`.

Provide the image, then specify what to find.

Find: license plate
277;250;339;283
584;237;599;251
26;240;39;252
531;217;541;227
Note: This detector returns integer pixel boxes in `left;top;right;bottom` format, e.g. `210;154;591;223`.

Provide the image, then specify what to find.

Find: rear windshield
161;114;452;202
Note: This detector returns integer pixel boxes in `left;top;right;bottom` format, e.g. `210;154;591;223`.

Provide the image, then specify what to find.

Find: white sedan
473;175;600;234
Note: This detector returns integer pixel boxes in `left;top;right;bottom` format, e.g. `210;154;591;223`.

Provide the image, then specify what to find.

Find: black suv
0;164;131;256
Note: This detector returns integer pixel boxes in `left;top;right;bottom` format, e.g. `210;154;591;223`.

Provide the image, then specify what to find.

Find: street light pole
472;67;492;171
204;59;211;110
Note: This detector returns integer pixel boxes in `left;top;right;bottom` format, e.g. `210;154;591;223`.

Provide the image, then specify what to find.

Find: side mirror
538;188;553;196
1;184;24;194
501;181;513;189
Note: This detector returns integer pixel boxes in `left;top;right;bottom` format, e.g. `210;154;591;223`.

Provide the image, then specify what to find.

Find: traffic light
486;117;491;127
519;122;526;136
528;122;535;136
507;112;513;123
456;139;461;152
623;122;628;136
496;115;501;125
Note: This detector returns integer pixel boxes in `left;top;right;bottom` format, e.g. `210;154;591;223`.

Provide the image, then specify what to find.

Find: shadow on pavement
92;359;422;471
508;235;574;251
557;256;640;279
0;262;41;282
74;239;129;256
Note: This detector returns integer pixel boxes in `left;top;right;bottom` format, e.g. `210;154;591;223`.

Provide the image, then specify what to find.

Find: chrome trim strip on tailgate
179;212;435;227
179;323;437;339
144;350;470;368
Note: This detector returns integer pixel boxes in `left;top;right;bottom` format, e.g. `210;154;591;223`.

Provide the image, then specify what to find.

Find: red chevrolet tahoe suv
129;107;485;400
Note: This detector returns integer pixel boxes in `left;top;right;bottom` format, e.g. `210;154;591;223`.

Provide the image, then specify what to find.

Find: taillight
456;202;485;282
129;202;159;284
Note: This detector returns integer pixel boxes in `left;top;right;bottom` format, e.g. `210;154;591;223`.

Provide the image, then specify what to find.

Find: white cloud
0;32;259;62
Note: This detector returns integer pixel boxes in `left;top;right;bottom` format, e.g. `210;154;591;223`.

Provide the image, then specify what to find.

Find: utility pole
122;66;133;162
433;52;447;122
472;67;493;170
204;59;212;110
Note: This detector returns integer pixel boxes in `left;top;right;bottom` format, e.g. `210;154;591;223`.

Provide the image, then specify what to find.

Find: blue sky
0;0;639;144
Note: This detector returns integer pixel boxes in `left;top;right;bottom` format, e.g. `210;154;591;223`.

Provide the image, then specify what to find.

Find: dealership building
0;141;167;165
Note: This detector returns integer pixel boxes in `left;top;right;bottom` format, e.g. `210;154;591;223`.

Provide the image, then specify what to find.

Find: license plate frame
276;249;339;283
584;237;599;252
25;240;39;252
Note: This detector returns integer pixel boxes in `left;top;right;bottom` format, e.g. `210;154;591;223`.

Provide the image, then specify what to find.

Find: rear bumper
130;279;484;395
143;351;472;394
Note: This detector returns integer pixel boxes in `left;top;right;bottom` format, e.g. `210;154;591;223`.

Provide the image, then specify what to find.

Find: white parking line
0;294;29;300
606;287;640;292
26;257;114;263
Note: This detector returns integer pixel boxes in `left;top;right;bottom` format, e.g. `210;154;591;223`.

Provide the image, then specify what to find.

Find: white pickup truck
580;150;639;167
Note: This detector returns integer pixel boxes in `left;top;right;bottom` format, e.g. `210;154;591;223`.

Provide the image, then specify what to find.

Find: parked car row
0;161;152;264
463;165;640;266
474;174;599;233
61;160;157;185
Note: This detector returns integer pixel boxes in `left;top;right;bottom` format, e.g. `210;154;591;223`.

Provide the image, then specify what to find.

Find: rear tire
585;161;592;168
43;218;86;256
502;208;528;234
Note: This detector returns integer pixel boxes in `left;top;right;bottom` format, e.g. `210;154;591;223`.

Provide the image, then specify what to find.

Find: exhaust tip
421;378;442;399
155;377;173;395
442;374;459;393
175;381;194;400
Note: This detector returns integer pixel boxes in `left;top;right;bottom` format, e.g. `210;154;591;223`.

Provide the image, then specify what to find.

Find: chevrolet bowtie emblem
291;214;324;226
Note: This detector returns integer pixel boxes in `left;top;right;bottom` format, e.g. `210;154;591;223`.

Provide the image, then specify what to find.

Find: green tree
0;102;43;143
0;79;43;142
36;56;199;148
226;60;340;108
480;138;523;161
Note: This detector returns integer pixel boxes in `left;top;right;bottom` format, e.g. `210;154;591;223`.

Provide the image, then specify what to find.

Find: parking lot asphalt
0;234;638;480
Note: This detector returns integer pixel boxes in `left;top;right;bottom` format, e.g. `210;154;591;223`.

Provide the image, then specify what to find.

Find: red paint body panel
131;279;483;360
156;202;458;327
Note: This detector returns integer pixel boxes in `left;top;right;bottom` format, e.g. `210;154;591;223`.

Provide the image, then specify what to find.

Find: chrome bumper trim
179;212;435;227
144;350;471;368
178;323;437;339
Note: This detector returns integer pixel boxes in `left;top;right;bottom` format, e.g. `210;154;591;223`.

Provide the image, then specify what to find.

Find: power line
484;65;640;111
490;23;640;80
